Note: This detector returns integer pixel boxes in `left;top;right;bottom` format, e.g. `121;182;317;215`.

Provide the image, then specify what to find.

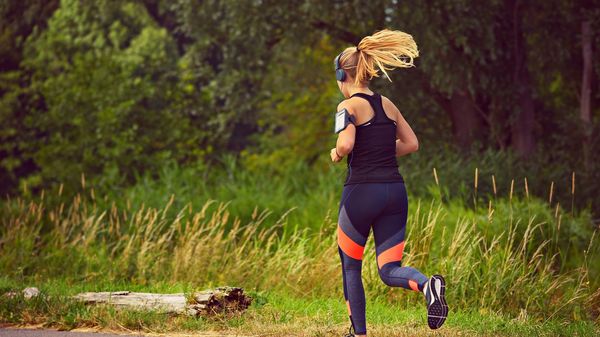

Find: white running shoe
423;274;448;329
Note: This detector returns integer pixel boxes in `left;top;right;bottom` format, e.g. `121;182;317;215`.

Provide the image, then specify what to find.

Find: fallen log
72;286;252;316
3;287;40;300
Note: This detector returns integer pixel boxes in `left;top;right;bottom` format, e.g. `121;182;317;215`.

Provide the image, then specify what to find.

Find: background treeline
1;0;600;217
2;0;600;326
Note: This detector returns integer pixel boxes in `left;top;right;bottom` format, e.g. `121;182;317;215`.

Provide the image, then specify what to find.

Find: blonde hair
339;29;419;85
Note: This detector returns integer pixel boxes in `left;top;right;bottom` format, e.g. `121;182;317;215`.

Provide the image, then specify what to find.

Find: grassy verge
1;161;599;335
0;278;597;337
1;189;598;320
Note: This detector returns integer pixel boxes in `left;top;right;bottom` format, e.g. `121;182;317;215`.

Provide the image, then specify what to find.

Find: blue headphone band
334;51;346;82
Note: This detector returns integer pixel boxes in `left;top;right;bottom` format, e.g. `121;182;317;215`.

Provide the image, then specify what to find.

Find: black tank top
344;92;404;185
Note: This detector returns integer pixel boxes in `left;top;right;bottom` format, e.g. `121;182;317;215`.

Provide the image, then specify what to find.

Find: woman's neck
347;86;373;97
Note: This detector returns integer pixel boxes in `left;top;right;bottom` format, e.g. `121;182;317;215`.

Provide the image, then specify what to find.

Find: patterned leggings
337;182;428;335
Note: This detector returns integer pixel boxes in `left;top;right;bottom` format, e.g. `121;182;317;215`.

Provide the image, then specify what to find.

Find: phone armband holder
334;108;355;134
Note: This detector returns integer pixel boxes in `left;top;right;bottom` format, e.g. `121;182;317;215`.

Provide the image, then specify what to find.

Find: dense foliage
1;1;599;209
1;1;599;329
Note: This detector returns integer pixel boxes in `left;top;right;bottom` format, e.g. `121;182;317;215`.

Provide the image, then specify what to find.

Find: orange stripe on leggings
377;241;405;269
408;280;419;291
337;226;364;260
346;300;351;315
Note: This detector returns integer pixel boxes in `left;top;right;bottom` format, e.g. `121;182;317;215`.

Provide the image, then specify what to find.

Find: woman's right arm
382;96;419;157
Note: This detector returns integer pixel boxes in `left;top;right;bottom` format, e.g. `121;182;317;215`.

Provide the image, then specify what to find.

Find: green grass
1;160;599;335
0;277;597;336
1;188;598;319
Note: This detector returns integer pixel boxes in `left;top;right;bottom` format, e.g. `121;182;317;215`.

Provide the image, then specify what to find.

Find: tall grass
47;149;597;232
1;179;598;323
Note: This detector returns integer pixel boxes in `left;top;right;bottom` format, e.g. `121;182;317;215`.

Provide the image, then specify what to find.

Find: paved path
0;328;248;337
0;329;144;337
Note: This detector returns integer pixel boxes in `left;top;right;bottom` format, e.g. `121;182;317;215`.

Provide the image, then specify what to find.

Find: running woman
330;29;448;337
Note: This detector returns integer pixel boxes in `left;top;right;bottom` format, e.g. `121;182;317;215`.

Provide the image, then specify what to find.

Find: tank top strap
349;92;374;100
349;92;391;125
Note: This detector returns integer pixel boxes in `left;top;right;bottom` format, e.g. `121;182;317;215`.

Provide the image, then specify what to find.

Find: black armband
334;108;355;134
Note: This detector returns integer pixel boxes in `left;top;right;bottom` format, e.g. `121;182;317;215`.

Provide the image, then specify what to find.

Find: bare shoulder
336;100;350;112
380;95;401;121
337;97;363;114
381;95;398;111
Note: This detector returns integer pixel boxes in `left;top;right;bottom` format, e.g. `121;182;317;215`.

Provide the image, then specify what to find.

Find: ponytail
339;29;419;85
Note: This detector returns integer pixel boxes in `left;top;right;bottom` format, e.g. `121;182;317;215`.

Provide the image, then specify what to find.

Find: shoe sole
427;274;448;329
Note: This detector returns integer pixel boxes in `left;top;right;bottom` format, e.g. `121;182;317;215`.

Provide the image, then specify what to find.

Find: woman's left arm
330;101;356;163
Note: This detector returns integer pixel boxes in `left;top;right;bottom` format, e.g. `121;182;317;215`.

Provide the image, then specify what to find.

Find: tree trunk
449;88;483;150
580;20;593;170
418;72;483;150
506;0;536;157
511;81;536;156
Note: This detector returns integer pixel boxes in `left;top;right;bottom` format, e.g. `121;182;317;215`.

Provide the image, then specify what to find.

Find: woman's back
345;92;404;185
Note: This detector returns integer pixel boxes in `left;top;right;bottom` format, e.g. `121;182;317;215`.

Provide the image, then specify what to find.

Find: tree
19;0;193;192
0;0;59;195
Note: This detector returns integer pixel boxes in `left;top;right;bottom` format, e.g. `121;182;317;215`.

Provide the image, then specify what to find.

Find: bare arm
382;96;419;157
